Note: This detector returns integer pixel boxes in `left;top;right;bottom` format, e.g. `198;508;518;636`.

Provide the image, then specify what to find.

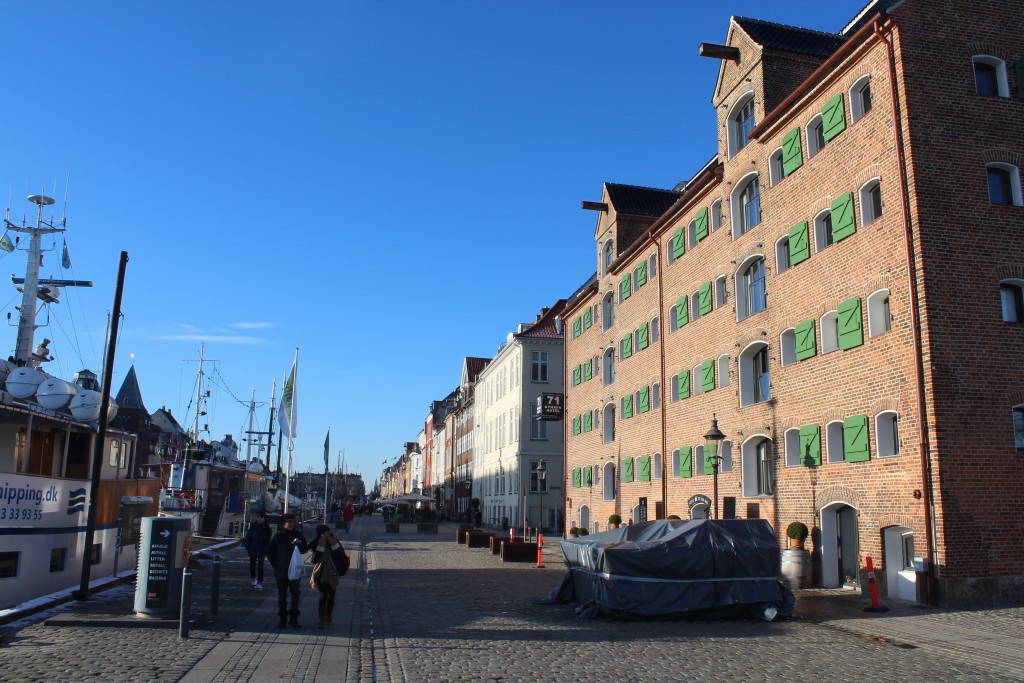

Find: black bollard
211;555;221;616
179;565;192;640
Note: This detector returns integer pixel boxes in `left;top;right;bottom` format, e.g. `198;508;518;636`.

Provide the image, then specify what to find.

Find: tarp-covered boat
541;518;794;619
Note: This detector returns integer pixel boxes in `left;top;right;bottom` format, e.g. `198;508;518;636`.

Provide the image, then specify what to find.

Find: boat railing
162;488;202;511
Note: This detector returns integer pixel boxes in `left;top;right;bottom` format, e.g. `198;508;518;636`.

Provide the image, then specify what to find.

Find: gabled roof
605;183;682;218
733;16;846;59
517;299;567;340
115;365;147;411
464;357;491;383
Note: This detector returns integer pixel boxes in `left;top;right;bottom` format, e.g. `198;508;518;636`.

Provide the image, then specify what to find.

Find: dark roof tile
605;183;682;218
733;16;846;58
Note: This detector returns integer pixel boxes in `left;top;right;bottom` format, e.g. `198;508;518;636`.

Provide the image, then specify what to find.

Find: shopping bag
287;545;305;581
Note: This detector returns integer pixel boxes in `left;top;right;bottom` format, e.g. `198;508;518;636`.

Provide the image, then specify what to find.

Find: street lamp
535;460;547;534
704;414;725;520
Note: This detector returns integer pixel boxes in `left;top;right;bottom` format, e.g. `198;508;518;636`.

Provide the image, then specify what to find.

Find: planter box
500;541;538;563
385;523;400;534
456;529;469;544
417;523;438;534
490;535;524;554
465;531;495;548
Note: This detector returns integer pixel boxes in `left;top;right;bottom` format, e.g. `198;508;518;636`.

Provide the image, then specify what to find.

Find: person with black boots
310;524;349;629
267;513;308;628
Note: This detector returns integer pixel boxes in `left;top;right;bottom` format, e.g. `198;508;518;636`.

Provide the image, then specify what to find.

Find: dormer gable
588;182;681;279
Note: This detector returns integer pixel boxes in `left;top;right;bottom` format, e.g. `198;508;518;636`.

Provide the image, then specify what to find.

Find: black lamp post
704;414;725;520
535;460;547;533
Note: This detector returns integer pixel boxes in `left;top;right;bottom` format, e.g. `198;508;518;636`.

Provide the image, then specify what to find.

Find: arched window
973;56;1009;97
603;347;616;385
728;93;756;157
651;382;661;410
720;440;733;472
1014;404;1024;453
717;354;730;388
821;310;839;353
814;209;834;252
687;219;698;249
653;452;663;479
738;342;770;407
850;74;873;122
987;163;1022;206
736;256;767;320
780;327;796;366
784;428;801;467
775;234;791;274
860;178;883;225
602;463;616;500
711;199;724;232
807;114;826;156
579;505;590;533
602;291;615;331
826;420;845;463
715;275;728;307
732;174;762;238
691;291;702;321
651;317;660;343
602;240;615;277
648;253;658;281
769;147;785;186
876;411;900;457
602;403;615;444
692;363;704;396
1001;279;1024;323
867;289;892;337
741;436;774;497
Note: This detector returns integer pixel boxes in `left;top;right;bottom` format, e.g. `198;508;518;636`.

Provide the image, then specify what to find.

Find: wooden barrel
780;549;812;589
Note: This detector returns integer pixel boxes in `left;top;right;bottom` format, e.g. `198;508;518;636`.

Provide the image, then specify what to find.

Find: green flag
0;233;13;253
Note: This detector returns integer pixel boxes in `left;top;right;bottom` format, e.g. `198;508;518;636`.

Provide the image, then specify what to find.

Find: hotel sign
536;393;564;421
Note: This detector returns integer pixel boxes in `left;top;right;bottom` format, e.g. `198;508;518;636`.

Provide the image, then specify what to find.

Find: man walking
267;513;309;628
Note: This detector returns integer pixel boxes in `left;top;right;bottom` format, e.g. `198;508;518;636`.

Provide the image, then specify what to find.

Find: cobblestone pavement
3;517;1024;682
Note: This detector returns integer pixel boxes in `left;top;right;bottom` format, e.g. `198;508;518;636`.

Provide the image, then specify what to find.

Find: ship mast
193;343;205;443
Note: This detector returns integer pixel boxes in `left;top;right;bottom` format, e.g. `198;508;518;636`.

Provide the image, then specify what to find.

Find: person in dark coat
243;513;271;590
267;513;309;628
310;524;348;629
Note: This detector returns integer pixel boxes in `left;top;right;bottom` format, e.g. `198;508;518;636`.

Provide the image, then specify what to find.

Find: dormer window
728;93;756;157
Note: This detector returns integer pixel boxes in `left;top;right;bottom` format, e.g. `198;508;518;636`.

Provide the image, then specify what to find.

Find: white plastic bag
287;545;305;580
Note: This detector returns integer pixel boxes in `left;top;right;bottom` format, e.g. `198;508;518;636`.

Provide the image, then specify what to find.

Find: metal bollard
536;533;544;568
179;565;193;640
211;555;221;616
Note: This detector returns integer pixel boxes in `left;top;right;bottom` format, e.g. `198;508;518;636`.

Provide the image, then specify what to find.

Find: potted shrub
667;515;682;520
608;514;622;529
578;528;589;536
786;521;809;550
569;527;580;538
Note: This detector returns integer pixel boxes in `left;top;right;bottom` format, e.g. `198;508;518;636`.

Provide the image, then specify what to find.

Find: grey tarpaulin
539;519;794;619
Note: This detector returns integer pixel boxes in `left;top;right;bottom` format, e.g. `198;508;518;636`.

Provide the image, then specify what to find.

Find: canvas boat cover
540;519;793;619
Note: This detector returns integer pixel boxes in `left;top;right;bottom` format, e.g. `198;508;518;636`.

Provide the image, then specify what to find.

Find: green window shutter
1016;60;1024;99
844;415;871;462
795;319;817;360
638;322;650;350
583;411;593;432
822;92;847;142
639;455;651;482
584;466;592;487
788;221;810;266
781;127;803;175
620;274;631;300
831;192;857;242
623;394;634;419
695;207;709;241
679;446;693;478
799;425;822;467
678;369;691;399
622;333;633;359
575;415;584;435
572;317;581;338
699;281;713;315
624;458;635;483
675;295;689;328
584;359;593;382
583;308;592;330
838;297;864;350
636;262;647;288
700;359;716;393
572;467;581;488
573;365;581;386
671;227;686;260
703;448;715;475
638;386;650;413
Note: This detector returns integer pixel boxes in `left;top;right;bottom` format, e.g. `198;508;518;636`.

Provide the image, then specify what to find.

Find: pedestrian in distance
329;500;339;523
267;513;309;628
243;512;271;590
343;501;355;533
310;524;350;629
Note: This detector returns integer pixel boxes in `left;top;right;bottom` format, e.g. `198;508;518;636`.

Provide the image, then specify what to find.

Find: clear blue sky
0;1;863;487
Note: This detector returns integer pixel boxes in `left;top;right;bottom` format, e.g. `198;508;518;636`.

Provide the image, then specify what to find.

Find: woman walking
310;524;349;629
243;512;271;590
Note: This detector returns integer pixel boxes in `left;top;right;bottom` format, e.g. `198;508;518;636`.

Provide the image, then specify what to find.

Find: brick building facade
563;0;1024;606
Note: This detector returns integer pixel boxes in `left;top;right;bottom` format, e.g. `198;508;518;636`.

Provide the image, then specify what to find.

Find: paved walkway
4;516;1024;682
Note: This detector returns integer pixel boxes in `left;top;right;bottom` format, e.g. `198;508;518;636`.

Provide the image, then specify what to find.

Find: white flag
278;354;298;439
